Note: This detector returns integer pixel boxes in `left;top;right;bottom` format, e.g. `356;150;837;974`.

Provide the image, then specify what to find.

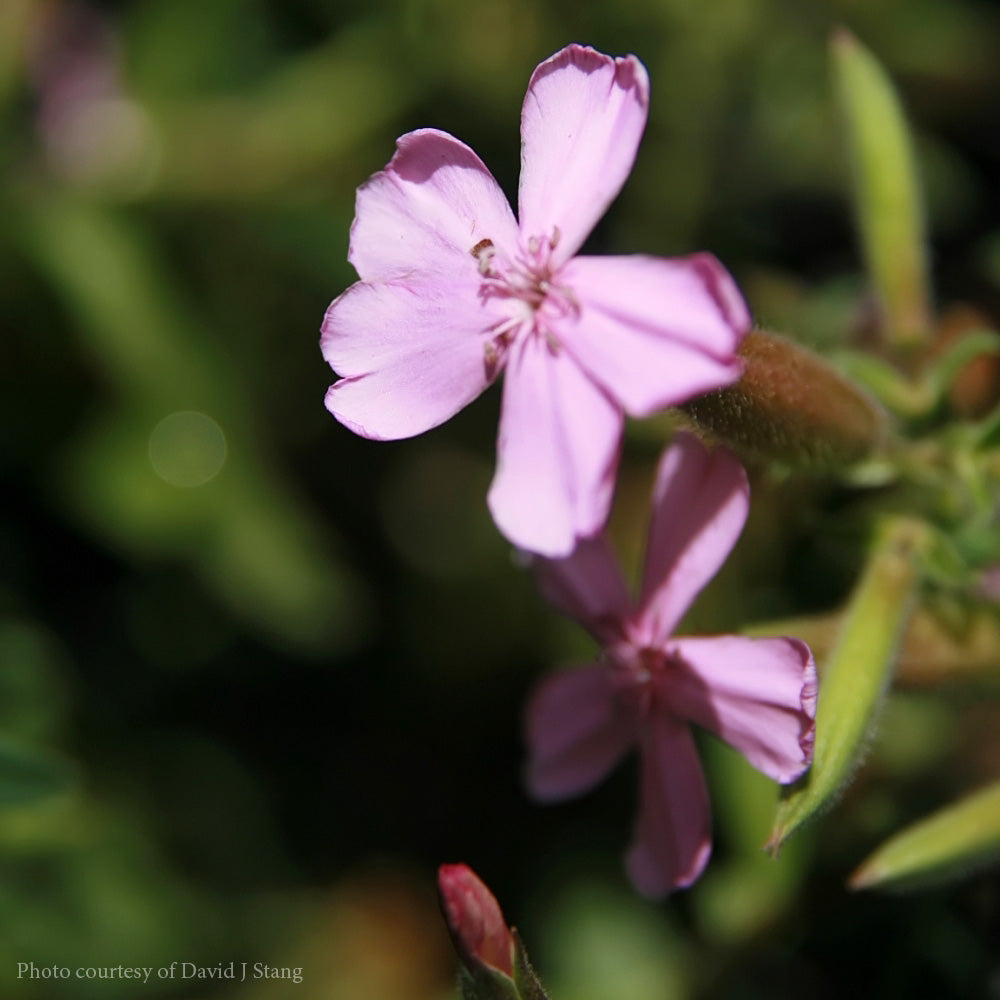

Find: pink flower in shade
437;863;515;978
524;432;817;897
321;44;750;557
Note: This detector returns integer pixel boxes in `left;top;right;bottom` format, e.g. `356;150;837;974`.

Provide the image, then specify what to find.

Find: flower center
610;644;684;717
470;228;580;375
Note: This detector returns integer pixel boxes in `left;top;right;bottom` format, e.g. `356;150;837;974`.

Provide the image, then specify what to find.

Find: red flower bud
437;864;515;978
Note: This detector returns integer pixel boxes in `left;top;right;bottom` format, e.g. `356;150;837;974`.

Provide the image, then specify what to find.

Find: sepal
512;930;551;1000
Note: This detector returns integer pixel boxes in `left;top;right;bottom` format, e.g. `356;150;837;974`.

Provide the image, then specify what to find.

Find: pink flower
524;433;817;896
321;44;749;556
437;863;515;978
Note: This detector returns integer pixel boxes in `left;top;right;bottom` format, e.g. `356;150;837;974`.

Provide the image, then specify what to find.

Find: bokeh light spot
148;411;227;487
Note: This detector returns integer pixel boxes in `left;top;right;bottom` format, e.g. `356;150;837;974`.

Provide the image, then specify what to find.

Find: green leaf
0;739;76;810
834;350;929;418
850;782;1000;890
836;331;1000;420
768;519;925;850
833;30;931;348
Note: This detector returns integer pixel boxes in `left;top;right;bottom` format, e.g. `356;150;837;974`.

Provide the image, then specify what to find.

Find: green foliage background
2;0;1000;997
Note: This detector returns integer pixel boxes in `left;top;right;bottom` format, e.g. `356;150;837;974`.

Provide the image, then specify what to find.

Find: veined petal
533;534;631;644
322;278;495;440
626;715;711;897
668;636;817;783
524;665;636;801
560;254;747;416
487;336;622;557
350;129;518;283
636;433;749;642
519;45;649;266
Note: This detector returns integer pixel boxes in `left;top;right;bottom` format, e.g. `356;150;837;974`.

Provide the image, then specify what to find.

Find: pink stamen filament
475;230;579;350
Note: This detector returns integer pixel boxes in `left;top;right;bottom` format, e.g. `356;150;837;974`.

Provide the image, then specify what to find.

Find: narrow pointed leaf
852;324;1000;421
834;350;930;418
850;782;1000;890
768;519;925;849
833;30;931;348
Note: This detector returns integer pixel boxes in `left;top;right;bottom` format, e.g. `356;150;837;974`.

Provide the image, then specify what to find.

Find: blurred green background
2;0;1000;997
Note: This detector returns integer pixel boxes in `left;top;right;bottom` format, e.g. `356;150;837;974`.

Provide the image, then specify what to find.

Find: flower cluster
321;43;817;896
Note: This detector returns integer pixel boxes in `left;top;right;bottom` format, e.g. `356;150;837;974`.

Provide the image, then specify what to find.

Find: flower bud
437;864;515;978
683;330;887;468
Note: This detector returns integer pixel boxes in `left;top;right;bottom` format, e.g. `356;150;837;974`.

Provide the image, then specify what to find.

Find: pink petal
518;45;649;266
322;279;495;440
524;665;636;801
487;335;622;557
667;636;817;783
636;433;749;642
626;714;711;896
559;254;748;416
349;129;518;283
533;534;631;644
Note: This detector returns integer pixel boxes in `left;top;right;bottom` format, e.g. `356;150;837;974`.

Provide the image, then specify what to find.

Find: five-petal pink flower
321;44;750;557
524;432;817;897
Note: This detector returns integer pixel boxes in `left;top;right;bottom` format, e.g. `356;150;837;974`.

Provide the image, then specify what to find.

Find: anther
471;238;496;276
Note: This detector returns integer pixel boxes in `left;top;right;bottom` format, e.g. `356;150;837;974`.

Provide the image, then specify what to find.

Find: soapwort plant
321;35;1000;999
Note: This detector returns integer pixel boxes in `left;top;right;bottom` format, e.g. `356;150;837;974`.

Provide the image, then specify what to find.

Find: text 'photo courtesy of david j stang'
16;962;304;985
